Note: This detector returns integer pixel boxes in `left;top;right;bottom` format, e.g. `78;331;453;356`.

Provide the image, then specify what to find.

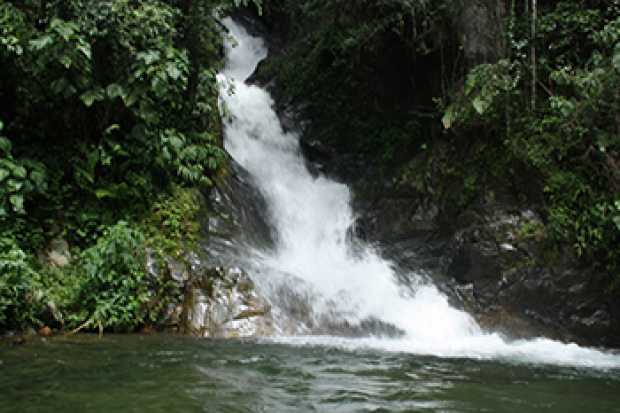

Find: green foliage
258;0;455;159
0;218;185;334
0;0;231;247
222;0;263;14
442;59;519;128
516;219;546;242
0;121;47;218
0;236;40;329
69;222;150;331
0;0;259;331
443;0;620;277
141;186;203;256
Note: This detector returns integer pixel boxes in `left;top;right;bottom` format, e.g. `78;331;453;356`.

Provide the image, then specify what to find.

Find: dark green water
1;335;619;413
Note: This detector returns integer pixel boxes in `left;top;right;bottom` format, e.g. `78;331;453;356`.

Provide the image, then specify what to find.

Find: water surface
2;335;619;413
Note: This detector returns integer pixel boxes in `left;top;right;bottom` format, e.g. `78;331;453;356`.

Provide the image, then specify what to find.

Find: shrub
0;236;40;330
68;222;151;332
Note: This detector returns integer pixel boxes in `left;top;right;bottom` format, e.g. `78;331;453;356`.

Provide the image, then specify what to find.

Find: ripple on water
2;336;620;413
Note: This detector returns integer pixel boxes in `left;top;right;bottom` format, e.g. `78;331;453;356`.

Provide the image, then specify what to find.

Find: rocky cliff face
351;183;620;347
146;166;275;338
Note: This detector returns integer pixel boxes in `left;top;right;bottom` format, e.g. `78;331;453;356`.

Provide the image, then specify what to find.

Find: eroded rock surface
354;187;620;347
146;250;273;339
183;267;273;338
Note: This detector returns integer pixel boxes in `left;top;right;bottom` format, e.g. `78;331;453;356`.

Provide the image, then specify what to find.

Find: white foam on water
217;18;620;369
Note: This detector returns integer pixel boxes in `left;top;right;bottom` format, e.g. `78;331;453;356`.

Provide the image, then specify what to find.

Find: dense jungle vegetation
1;0;618;335
0;0;260;334
257;0;620;285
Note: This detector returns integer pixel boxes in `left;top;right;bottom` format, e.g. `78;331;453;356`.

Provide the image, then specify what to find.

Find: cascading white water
217;18;620;369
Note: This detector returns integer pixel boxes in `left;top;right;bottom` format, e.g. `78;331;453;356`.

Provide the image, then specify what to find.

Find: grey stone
183;267;273;338
42;237;71;268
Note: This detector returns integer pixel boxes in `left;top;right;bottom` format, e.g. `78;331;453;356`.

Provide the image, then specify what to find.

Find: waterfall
217;18;620;368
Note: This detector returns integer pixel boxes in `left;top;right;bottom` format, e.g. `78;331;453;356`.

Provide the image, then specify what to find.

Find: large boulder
146;249;273;338
39;237;72;268
183;267;273;338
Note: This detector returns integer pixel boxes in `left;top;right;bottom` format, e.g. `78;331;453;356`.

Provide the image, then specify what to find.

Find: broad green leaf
472;95;490;115
51;77;70;95
80;89;104;107
0;168;9;182
104;124;121;135
9;194;24;212
162;147;171;161
7;179;23;192
151;76;167;97
442;106;456;129
29;35;53;51
78;43;92;59
122;90;139;107
140;50;160;65
106;84;124;99
53;20;75;40
12;165;27;179
166;63;182;80
95;188;116;199
169;135;184;150
0;137;11;154
29;169;46;188
60;55;72;69
464;74;477;95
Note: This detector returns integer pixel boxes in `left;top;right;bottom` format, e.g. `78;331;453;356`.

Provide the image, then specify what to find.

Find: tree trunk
531;0;537;110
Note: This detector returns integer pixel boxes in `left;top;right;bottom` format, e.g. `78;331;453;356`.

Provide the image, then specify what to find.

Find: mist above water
217;18;620;369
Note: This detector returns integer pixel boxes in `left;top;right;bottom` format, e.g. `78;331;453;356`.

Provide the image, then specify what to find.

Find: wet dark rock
314;147;620;347
301;139;336;165
318;317;406;338
230;9;269;39
205;160;275;266
428;206;618;346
